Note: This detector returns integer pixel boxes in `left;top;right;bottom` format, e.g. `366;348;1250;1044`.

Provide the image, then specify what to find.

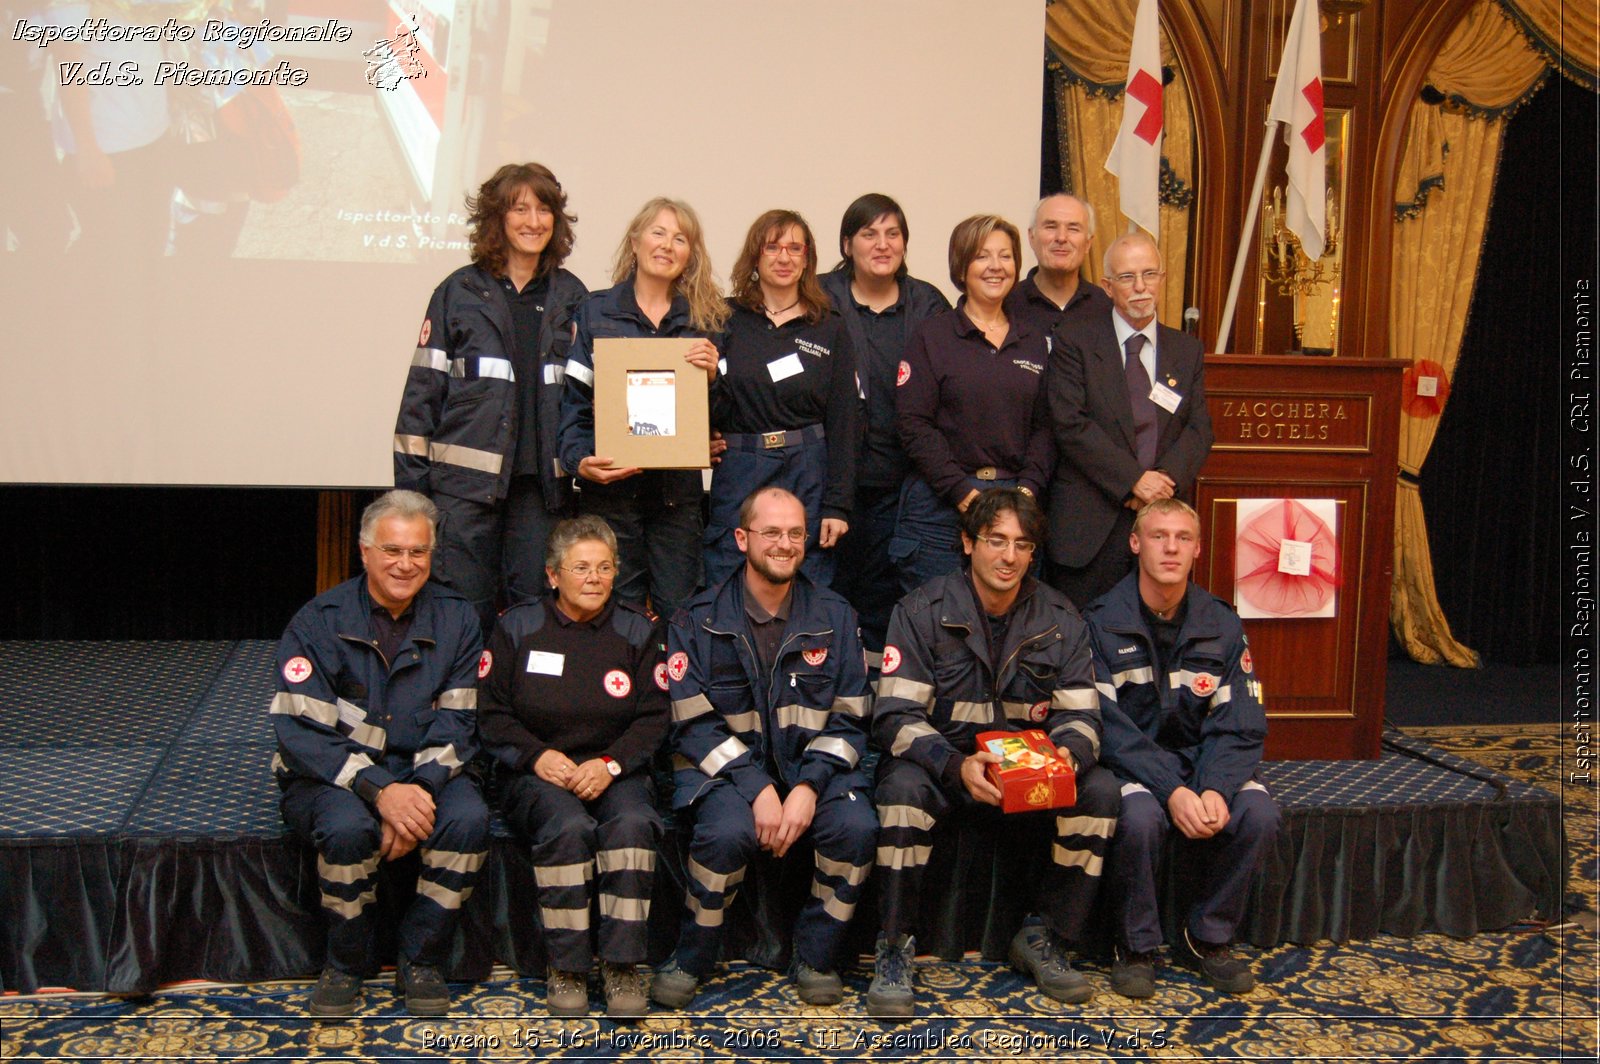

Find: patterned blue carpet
0;642;1589;1056
2;722;1592;1061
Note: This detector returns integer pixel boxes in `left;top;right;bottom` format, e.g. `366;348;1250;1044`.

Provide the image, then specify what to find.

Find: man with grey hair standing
1006;193;1111;339
1043;231;1213;608
272;489;490;1018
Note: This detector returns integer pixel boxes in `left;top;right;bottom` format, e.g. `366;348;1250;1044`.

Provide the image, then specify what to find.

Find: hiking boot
308;967;362;1018
1110;945;1159;999
1176;927;1255;994
601;962;647;1019
395;958;450;1016
649;958;699;1009
1007;923;1091;1004
546;968;589;1016
793;958;844;1005
865;933;915;1020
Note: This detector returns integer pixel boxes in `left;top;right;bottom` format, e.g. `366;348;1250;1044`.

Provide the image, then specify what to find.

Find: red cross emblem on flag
896;361;911;387
283;657;313;684
1190;673;1217;697
803;647;828;667
1300;78;1325;152
654;662;669;691
604;669;632;698
881;645;902;675
1127;67;1163;144
667;652;689;683
477;650;493;679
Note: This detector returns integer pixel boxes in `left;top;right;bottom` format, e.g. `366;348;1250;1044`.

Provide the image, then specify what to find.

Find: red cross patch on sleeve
604;669;632;698
881;645;902;674
283;656;313;684
896;361;911;387
654;662;669;691
667;652;689;683
477;650;493;679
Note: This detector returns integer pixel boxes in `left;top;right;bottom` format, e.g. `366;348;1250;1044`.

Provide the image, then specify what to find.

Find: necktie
1124;333;1158;469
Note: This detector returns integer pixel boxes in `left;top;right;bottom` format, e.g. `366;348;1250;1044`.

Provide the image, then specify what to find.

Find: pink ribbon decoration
1235;499;1340;616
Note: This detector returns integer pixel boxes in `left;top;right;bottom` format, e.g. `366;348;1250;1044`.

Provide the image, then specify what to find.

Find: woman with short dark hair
820;193;950;648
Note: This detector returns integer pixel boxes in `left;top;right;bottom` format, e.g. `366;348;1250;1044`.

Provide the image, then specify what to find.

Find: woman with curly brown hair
393;162;588;635
703;210;858;587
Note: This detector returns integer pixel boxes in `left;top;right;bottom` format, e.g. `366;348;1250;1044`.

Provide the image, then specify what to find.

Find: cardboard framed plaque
592;338;711;469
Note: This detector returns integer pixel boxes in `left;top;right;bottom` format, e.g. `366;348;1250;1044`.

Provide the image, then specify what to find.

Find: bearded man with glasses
271;489;489;1018
651;487;877;1010
866;487;1120;1018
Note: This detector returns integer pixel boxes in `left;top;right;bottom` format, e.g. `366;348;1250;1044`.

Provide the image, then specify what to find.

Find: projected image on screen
0;0;1041;487
3;0;527;262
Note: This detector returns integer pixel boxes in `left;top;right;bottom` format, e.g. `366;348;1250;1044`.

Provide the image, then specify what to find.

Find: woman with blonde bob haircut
557;197;726;618
703;209;859;587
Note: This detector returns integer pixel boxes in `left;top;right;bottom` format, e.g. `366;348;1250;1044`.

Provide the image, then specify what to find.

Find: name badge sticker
526;651;566;676
767;353;805;383
1149;380;1183;414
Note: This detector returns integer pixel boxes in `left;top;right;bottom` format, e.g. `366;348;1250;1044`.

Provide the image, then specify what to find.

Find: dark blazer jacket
1043;309;1213;567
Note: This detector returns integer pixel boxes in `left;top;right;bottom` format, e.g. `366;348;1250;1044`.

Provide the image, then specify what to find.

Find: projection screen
0;0;1043;487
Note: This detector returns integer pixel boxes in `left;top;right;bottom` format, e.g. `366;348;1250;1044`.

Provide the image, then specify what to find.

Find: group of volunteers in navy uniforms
271;163;1278;1021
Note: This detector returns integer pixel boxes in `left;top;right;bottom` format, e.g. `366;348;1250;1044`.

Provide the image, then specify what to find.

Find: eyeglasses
559;562;617;579
745;527;807;544
975;534;1037;555
375;544;433;561
761;242;807;258
1108;269;1164;288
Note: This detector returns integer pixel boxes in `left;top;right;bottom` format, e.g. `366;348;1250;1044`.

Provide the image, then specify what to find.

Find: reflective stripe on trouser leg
674;781;756;977
792;787;878;971
872;757;951;939
400;775;490;966
1038;764;1120;945
1188;783;1281;945
500;773;599;971
593;775;664;965
279;778;384;974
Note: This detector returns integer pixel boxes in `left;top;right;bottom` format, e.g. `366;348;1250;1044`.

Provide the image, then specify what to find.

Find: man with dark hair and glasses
271;489;489;1018
651;487;877;1010
867;487;1120;1018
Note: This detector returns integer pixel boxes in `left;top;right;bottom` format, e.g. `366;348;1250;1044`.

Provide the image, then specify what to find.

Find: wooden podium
1194;356;1404;760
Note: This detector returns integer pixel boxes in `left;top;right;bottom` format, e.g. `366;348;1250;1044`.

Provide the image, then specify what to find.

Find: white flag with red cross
1266;0;1327;261
1104;0;1163;237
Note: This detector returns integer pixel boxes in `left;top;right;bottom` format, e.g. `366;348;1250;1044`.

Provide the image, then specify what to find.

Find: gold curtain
1497;0;1600;87
1388;0;1548;666
1047;0;1193;325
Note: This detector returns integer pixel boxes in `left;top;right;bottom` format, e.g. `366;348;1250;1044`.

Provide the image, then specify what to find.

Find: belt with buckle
724;425;827;452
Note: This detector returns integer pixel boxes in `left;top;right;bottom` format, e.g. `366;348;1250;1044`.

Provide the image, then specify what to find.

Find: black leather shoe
1110;945;1159;999
308;967;362;1018
396;958;451;1015
1175;927;1255;994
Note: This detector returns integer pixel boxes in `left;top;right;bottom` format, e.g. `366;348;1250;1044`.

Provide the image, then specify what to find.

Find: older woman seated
478;516;668;1018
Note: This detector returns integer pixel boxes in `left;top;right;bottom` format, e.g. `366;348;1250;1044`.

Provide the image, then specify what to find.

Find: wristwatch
601;756;621;777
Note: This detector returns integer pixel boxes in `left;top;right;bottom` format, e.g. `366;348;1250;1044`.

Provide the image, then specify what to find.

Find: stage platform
0;640;1568;995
